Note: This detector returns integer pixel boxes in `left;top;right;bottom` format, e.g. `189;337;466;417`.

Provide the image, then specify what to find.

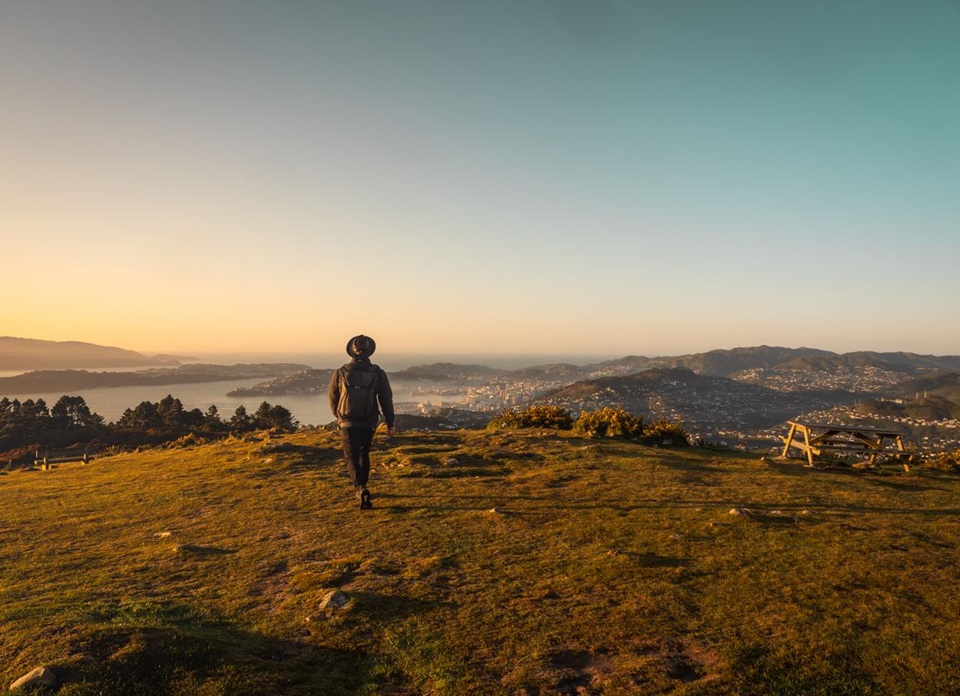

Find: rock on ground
319;589;349;610
9;666;57;691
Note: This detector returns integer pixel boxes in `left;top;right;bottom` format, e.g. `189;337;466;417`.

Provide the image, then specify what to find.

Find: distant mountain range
388;346;960;388
7;339;958;380
0;337;194;370
593;346;960;379
5;341;960;431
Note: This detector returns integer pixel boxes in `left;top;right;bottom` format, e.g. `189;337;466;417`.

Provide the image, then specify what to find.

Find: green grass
2;429;960;694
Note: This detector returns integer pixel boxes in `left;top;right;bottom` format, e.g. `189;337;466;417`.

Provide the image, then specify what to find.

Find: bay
0;378;468;427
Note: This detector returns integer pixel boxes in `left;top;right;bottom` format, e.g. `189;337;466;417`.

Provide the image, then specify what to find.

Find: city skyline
2;1;958;357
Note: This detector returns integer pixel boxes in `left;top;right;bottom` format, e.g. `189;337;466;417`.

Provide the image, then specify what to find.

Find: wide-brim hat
346;334;376;359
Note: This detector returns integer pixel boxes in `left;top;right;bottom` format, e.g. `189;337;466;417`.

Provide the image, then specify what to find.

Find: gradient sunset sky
2;1;958;357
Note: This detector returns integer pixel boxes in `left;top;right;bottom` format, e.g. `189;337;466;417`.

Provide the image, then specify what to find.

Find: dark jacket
328;358;395;429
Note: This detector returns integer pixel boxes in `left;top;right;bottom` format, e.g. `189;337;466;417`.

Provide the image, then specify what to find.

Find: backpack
337;367;380;420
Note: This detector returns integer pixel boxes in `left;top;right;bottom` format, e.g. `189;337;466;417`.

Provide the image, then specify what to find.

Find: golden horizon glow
3;3;958;358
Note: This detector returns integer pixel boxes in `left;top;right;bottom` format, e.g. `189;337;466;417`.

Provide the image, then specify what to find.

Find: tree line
0;394;297;468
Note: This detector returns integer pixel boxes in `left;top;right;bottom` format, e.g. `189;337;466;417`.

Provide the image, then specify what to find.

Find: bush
573;406;644;439
572;407;690;445
487;406;574;430
641;417;691;446
925;449;960;472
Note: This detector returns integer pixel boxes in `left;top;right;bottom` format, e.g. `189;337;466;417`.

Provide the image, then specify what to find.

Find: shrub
925;449;960;472
641;417;691;446
163;433;214;449
572;407;690;445
573;406;644;439
487;406;574;430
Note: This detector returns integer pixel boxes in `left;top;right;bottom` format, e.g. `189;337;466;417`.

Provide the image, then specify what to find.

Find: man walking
328;335;396;510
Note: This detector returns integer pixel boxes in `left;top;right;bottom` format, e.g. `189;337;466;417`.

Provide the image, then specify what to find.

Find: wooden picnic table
780;420;910;468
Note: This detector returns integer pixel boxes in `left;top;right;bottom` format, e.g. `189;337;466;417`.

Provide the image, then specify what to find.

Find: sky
2;0;958;358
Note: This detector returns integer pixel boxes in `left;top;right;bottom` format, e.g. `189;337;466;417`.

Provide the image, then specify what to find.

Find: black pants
341;426;375;489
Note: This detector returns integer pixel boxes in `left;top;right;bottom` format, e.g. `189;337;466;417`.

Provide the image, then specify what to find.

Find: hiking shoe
360;488;373;510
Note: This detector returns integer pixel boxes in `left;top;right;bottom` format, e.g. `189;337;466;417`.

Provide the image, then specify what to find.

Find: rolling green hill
856;395;960;421
2;429;960;694
895;372;960;405
532;367;858;430
592;346;834;378
775;353;909;374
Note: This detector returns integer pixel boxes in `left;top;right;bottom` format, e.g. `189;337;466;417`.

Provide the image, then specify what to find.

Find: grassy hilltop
2;429;960;694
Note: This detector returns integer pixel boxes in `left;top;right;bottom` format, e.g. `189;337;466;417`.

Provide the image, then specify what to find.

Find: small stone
728;508;744;516
488;507;500;515
154;531;172;538
445;457;459;466
319;589;349;611
10;666;57;691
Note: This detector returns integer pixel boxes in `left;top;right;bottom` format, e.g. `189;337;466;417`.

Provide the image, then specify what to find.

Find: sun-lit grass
2;429;960;694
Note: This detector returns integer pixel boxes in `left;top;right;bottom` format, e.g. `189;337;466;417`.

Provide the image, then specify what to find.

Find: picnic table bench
780;420;911;469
